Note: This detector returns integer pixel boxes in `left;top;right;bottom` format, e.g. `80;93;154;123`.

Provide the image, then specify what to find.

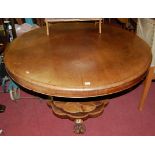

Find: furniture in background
6;18;45;27
0;52;5;136
45;18;102;35
117;18;137;31
0;50;6;114
0;19;21;101
4;22;151;133
36;18;45;27
137;18;155;111
104;18;137;32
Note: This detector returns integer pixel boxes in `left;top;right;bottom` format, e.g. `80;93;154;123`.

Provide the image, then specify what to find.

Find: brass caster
74;119;86;134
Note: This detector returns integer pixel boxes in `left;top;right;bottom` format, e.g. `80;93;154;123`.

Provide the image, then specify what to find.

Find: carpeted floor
0;81;155;136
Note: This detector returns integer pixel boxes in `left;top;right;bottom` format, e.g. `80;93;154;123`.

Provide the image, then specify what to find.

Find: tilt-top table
4;22;151;133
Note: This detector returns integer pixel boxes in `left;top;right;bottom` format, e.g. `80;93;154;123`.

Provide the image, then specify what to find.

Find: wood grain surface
4;22;152;98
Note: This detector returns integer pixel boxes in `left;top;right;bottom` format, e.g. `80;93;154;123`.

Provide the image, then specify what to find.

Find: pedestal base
47;98;109;134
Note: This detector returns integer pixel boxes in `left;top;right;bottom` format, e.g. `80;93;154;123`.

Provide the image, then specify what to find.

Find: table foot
74;119;86;134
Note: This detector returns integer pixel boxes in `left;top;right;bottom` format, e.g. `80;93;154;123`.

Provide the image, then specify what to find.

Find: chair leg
99;20;102;34
45;21;49;36
138;67;154;111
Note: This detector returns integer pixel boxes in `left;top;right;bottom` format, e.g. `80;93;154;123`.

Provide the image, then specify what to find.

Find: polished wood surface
4;23;152;98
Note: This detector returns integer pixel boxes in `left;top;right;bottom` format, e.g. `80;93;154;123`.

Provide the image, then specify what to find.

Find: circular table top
4;23;152;98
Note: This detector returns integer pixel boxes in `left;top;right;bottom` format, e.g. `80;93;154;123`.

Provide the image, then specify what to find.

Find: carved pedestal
47;99;109;134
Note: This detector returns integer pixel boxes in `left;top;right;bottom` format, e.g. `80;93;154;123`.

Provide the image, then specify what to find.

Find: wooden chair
137;18;155;111
45;18;102;36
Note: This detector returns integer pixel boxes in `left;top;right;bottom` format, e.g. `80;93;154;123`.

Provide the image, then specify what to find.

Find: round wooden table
4;23;151;133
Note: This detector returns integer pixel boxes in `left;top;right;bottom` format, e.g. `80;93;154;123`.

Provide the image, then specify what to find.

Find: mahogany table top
4;23;152;98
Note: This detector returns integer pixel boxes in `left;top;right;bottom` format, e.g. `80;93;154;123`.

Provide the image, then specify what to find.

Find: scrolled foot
74;119;86;134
